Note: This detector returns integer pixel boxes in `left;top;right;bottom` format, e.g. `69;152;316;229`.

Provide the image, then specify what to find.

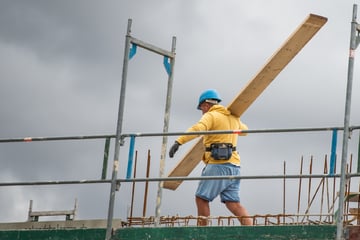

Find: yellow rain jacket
176;105;248;166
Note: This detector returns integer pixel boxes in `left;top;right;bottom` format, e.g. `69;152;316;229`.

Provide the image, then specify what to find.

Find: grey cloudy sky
0;0;359;223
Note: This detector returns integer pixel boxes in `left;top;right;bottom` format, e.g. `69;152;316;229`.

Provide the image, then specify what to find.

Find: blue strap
163;56;171;75
129;43;137;59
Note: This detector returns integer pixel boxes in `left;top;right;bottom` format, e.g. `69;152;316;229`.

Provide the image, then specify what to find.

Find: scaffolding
0;4;360;240
0;126;359;229
107;18;176;240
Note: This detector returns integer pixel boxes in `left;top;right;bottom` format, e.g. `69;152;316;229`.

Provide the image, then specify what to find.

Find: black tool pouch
209;143;233;160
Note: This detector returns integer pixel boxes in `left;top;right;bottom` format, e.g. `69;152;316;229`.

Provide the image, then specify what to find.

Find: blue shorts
195;163;241;203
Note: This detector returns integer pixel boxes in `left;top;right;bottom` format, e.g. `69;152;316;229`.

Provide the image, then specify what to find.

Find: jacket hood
208;104;231;115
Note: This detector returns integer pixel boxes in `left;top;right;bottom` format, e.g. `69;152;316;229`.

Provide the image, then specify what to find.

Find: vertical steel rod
358;184;360;225
154;36;176;226
345;156;353;222
357;132;360;173
101;138;111;180
283;161;286;224
325;156;332;222
332;156;337;220
320;158;327;222
105;18;132;240
307;156;313;223
129;151;138;224
297;156;303;223
143;150;151;217
337;4;358;240
325;156;331;220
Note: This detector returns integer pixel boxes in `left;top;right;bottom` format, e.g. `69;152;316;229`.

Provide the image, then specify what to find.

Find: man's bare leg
225;201;253;225
196;196;210;226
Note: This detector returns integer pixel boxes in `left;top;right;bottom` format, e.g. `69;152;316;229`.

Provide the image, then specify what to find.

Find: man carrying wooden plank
168;89;252;226
164;14;327;191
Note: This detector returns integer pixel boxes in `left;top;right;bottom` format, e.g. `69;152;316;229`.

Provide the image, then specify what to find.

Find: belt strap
205;146;236;151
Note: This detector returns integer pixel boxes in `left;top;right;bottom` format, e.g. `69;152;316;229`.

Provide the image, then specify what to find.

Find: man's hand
169;141;181;158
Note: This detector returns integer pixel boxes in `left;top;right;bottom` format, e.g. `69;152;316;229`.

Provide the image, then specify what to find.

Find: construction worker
169;89;252;226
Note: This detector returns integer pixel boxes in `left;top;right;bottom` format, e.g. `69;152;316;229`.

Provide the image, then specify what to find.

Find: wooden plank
164;139;205;190
344;192;360;202
228;14;328;117
164;14;327;190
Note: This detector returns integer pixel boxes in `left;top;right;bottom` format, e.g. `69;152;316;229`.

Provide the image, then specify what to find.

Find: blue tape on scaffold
129;44;137;59
163;56;171;75
329;129;337;175
126;136;136;179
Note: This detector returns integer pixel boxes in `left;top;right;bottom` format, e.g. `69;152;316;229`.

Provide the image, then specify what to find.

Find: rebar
297;157;304;223
143;150;151;217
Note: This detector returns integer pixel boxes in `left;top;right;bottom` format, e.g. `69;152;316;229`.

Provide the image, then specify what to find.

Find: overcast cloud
0;0;359;223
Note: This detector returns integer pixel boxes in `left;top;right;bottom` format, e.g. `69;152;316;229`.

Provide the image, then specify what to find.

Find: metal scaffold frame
0;5;360;239
336;4;360;240
106;19;176;240
0;126;359;238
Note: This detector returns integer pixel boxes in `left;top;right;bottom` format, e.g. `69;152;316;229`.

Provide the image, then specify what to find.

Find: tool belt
205;143;236;160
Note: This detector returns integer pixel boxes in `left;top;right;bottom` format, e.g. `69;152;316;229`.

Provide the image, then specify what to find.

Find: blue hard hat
197;89;222;110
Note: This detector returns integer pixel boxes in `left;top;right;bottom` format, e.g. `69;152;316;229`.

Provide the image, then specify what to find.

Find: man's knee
196;196;209;206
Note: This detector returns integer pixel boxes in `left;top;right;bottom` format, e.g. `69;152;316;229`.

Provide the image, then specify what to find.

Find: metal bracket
116;180;121;191
119;135;126;146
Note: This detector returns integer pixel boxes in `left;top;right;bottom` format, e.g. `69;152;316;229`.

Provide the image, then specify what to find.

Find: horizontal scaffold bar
1;173;360;187
0;125;359;143
130;37;175;58
0;134;115;143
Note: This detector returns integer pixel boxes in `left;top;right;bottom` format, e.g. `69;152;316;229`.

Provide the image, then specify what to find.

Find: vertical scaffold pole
105;19;176;238
336;4;359;240
155;36;176;226
105;19;132;240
